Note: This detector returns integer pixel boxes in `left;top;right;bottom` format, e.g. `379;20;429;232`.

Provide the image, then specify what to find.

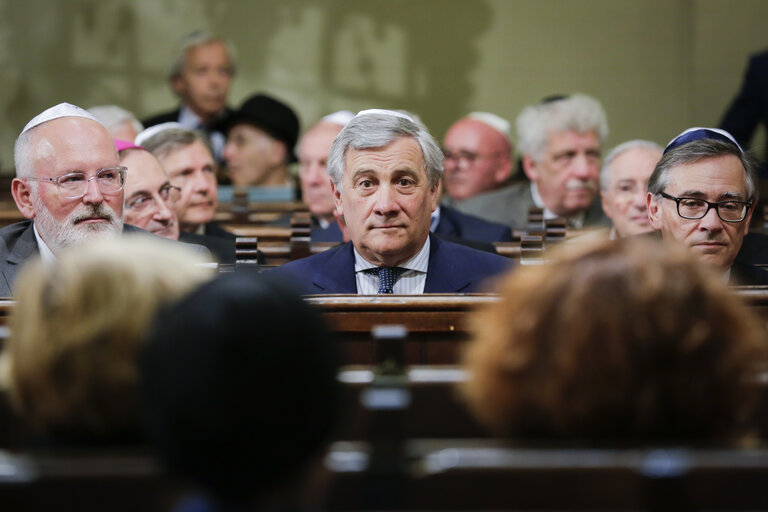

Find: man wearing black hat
220;93;300;196
647;127;768;285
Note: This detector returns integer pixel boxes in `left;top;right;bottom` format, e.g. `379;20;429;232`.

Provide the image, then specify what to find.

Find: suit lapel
2;222;38;295
423;235;472;293
311;243;357;293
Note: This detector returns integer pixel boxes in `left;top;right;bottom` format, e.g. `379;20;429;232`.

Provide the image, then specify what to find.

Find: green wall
2;0;768;173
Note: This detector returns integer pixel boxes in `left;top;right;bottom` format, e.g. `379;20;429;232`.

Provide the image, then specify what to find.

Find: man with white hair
0;103;141;295
600;140;663;238
500;94;610;230
273;109;511;294
88;105;144;142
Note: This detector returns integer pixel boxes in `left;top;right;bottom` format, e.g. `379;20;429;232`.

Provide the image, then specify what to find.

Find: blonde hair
8;236;213;438
462;237;767;442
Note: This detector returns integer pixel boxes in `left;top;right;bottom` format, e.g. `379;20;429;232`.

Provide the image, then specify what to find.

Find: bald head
442;117;513;200
298;120;344;221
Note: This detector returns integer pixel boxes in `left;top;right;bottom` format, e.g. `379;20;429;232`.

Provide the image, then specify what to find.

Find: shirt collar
430;205;441;232
353;236;430;273
32;222;56;263
530;182;586;228
178;106;203;129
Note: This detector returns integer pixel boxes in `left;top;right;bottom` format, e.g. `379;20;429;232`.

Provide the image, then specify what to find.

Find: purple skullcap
114;139;147;153
663;127;743;155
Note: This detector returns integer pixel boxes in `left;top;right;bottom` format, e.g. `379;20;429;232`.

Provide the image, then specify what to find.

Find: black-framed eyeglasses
659;191;751;223
126;184;181;212
26;167;127;199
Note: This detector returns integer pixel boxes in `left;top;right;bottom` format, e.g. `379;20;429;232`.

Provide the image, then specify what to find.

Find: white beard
31;193;124;254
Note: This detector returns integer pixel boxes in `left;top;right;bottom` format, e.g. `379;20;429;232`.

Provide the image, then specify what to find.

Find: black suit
720;50;768;174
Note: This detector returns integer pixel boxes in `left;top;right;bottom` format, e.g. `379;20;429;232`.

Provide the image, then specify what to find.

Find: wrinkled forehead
30;117;117;171
123;150;169;187
609;147;662;180
666;155;748;196
344;137;426;175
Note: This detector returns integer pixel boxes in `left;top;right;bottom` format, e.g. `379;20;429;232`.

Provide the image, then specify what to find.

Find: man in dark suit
1;103;150;295
118;139;237;263
647;127;768;286
273;110;511;294
142;31;235;163
720;49;768;175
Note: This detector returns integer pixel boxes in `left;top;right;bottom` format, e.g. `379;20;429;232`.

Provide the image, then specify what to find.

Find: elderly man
442;112;514;203
647;127;768;285
141;127;232;240
471;94;608;231
88;105;144;142
143;31;235;162
600;140;663;238
0;103;141;295
220;93;300;199
298;111;353;231
118;140;236;263
273;110;510;294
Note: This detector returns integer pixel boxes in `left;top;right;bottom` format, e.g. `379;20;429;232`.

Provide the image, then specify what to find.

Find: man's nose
81;177;105;204
699;205;724;230
192;171;212;194
373;184;400;214
153;197;174;221
571;154;597;179
632;189;647;210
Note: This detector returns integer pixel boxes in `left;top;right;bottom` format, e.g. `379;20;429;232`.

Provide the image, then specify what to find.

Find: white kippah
321;110;356;127
134;122;183;146
21;102;101;136
355;109;415;123
467;111;512;141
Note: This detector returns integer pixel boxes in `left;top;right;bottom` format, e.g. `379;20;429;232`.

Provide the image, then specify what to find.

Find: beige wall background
2;0;768;174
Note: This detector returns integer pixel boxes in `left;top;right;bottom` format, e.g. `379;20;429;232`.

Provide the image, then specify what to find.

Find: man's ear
170;76;186;98
647;192;662;230
11;178;36;219
331;180;343;218
522;154;539;182
493;157;514;184
429;182;440;212
742;202;755;235
600;190;614;219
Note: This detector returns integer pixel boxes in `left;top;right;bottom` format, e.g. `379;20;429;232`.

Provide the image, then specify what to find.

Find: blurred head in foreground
140;272;339;504
462;237;767;442
8;236;212;442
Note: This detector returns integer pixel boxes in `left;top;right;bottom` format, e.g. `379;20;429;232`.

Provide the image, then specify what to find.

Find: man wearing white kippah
272;109;511;294
0;103;146;295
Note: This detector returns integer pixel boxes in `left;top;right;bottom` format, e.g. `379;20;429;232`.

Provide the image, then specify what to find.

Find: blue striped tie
367;267;405;294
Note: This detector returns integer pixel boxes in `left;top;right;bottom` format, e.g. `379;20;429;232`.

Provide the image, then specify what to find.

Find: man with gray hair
647;127;768;285
143;30;236;162
273;109;510;294
496;94;610;230
88;105;144;142
141;126;231;240
0;103;140;295
600;139;662;238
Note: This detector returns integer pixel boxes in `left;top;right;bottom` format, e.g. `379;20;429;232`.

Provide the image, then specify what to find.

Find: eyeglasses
443;150;501;165
126;184;181;212
26;167;127;199
659;191;751;223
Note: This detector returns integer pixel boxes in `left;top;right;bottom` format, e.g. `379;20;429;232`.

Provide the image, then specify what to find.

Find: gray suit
444;182;609;230
0;220;208;297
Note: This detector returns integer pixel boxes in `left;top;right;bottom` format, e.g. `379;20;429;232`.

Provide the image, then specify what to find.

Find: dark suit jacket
435;205;514;243
142;106;235;130
720;50;768;174
270;233;512;294
179;231;236;264
0;220;147;296
730;259;768;285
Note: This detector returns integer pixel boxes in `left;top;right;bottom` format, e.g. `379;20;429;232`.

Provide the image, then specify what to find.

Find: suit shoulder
273;244;346;275
436;237;511;270
141;109;180;128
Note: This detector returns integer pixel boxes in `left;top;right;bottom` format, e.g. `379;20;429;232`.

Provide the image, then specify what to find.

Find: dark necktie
366;267;405;294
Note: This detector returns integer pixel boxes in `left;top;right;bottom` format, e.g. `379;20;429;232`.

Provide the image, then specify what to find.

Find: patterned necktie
366;267;405;294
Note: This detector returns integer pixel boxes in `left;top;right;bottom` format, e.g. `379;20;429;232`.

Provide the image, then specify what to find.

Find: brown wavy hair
461;237;768;442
